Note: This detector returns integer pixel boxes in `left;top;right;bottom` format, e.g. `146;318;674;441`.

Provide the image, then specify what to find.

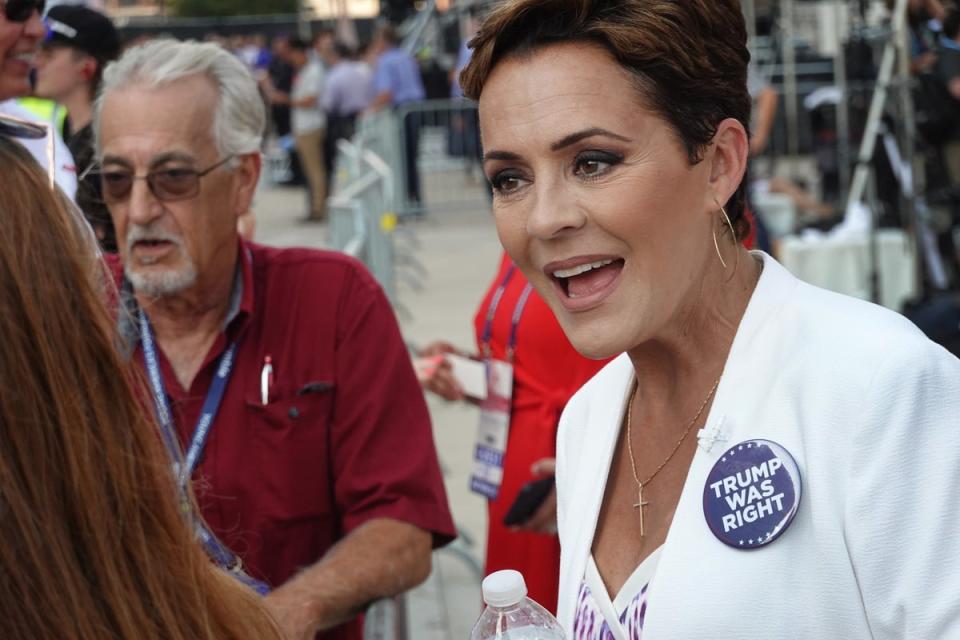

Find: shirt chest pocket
244;381;335;521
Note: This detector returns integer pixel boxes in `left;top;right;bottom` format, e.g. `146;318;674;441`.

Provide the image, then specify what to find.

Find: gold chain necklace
626;377;721;536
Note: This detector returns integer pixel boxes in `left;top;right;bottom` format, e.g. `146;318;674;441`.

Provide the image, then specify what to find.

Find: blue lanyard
481;264;534;362
195;524;270;595
139;312;237;486
139;311;269;595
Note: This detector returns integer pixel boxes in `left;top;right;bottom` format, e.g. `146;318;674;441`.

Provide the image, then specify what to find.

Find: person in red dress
421;252;609;611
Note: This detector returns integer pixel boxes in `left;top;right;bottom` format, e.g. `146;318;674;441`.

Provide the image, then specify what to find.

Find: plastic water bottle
470;570;566;640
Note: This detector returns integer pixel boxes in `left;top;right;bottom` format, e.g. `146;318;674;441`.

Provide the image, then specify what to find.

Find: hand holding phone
502;476;556;527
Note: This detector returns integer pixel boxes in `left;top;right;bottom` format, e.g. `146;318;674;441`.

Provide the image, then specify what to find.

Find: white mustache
126;225;184;253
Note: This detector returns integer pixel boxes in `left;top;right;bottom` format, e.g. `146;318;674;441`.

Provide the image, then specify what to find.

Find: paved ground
252;173;499;640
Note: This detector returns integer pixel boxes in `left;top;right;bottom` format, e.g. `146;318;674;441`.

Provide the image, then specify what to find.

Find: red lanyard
481;264;534;362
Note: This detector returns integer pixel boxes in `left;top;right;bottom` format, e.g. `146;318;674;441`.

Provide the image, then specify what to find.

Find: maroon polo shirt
114;241;455;640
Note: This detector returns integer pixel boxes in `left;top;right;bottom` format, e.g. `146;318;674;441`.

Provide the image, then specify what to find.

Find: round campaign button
702;439;801;550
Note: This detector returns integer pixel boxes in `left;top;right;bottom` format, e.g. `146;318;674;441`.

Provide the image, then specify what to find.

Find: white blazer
556;253;960;639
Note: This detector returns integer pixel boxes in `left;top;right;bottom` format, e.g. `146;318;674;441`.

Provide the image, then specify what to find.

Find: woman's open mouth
547;256;625;310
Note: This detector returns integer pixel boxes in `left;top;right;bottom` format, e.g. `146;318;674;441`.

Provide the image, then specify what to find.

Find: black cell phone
502;476;555;526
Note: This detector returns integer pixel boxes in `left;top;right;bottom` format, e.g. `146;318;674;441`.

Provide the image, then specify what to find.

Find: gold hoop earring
712;202;740;276
718;204;736;239
712;220;728;269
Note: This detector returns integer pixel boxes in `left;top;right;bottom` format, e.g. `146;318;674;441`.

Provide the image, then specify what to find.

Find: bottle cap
481;570;528;608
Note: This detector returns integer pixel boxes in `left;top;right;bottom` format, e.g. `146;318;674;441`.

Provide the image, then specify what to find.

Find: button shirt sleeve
321;67;339;114
843;339;960;638
311;63;326;105
372;54;394;97
330;265;455;545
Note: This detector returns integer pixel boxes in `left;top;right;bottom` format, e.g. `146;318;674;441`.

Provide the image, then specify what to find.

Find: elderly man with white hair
93;39;455;640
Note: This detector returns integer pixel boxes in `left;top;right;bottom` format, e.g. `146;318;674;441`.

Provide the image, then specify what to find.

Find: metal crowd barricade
337;99;490;222
396;98;489;217
327;115;403;306
363;596;407;640
329;106;488;640
351;110;407;215
328;103;488;313
329;129;410;637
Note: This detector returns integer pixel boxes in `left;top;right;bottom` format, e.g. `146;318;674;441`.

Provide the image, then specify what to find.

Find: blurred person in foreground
462;0;960;637
93;39;455;640
0;0;76;197
34;4;120;251
420;251;610;612
0;135;282;640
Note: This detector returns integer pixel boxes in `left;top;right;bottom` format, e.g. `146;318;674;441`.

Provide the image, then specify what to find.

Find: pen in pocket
260;355;273;405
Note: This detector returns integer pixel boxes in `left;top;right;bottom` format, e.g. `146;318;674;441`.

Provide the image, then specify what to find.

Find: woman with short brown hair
463;1;960;638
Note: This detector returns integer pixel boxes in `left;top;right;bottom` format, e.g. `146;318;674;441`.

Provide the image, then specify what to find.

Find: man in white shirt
272;36;327;221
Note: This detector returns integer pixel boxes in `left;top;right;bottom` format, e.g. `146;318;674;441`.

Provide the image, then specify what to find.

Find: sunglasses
82;156;235;204
0;112;54;189
2;0;44;22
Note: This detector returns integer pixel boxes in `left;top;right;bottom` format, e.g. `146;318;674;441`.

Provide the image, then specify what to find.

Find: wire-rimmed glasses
80;156;235;204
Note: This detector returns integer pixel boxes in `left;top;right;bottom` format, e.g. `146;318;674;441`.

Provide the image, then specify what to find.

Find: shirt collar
234;238;255;325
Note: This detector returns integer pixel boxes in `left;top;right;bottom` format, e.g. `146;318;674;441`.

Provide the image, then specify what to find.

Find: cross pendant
633;483;649;537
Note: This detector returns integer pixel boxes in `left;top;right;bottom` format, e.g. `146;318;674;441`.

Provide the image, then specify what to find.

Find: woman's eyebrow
484;127;633;163
482;149;522;163
550;127;631;151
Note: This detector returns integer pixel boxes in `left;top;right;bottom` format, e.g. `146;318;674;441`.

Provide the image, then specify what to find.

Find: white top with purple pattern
573;548;662;640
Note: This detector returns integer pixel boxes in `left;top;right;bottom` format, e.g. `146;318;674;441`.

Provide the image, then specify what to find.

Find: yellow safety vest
16;97;68;137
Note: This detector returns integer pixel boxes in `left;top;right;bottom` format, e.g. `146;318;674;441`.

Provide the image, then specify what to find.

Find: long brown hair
0;137;281;639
